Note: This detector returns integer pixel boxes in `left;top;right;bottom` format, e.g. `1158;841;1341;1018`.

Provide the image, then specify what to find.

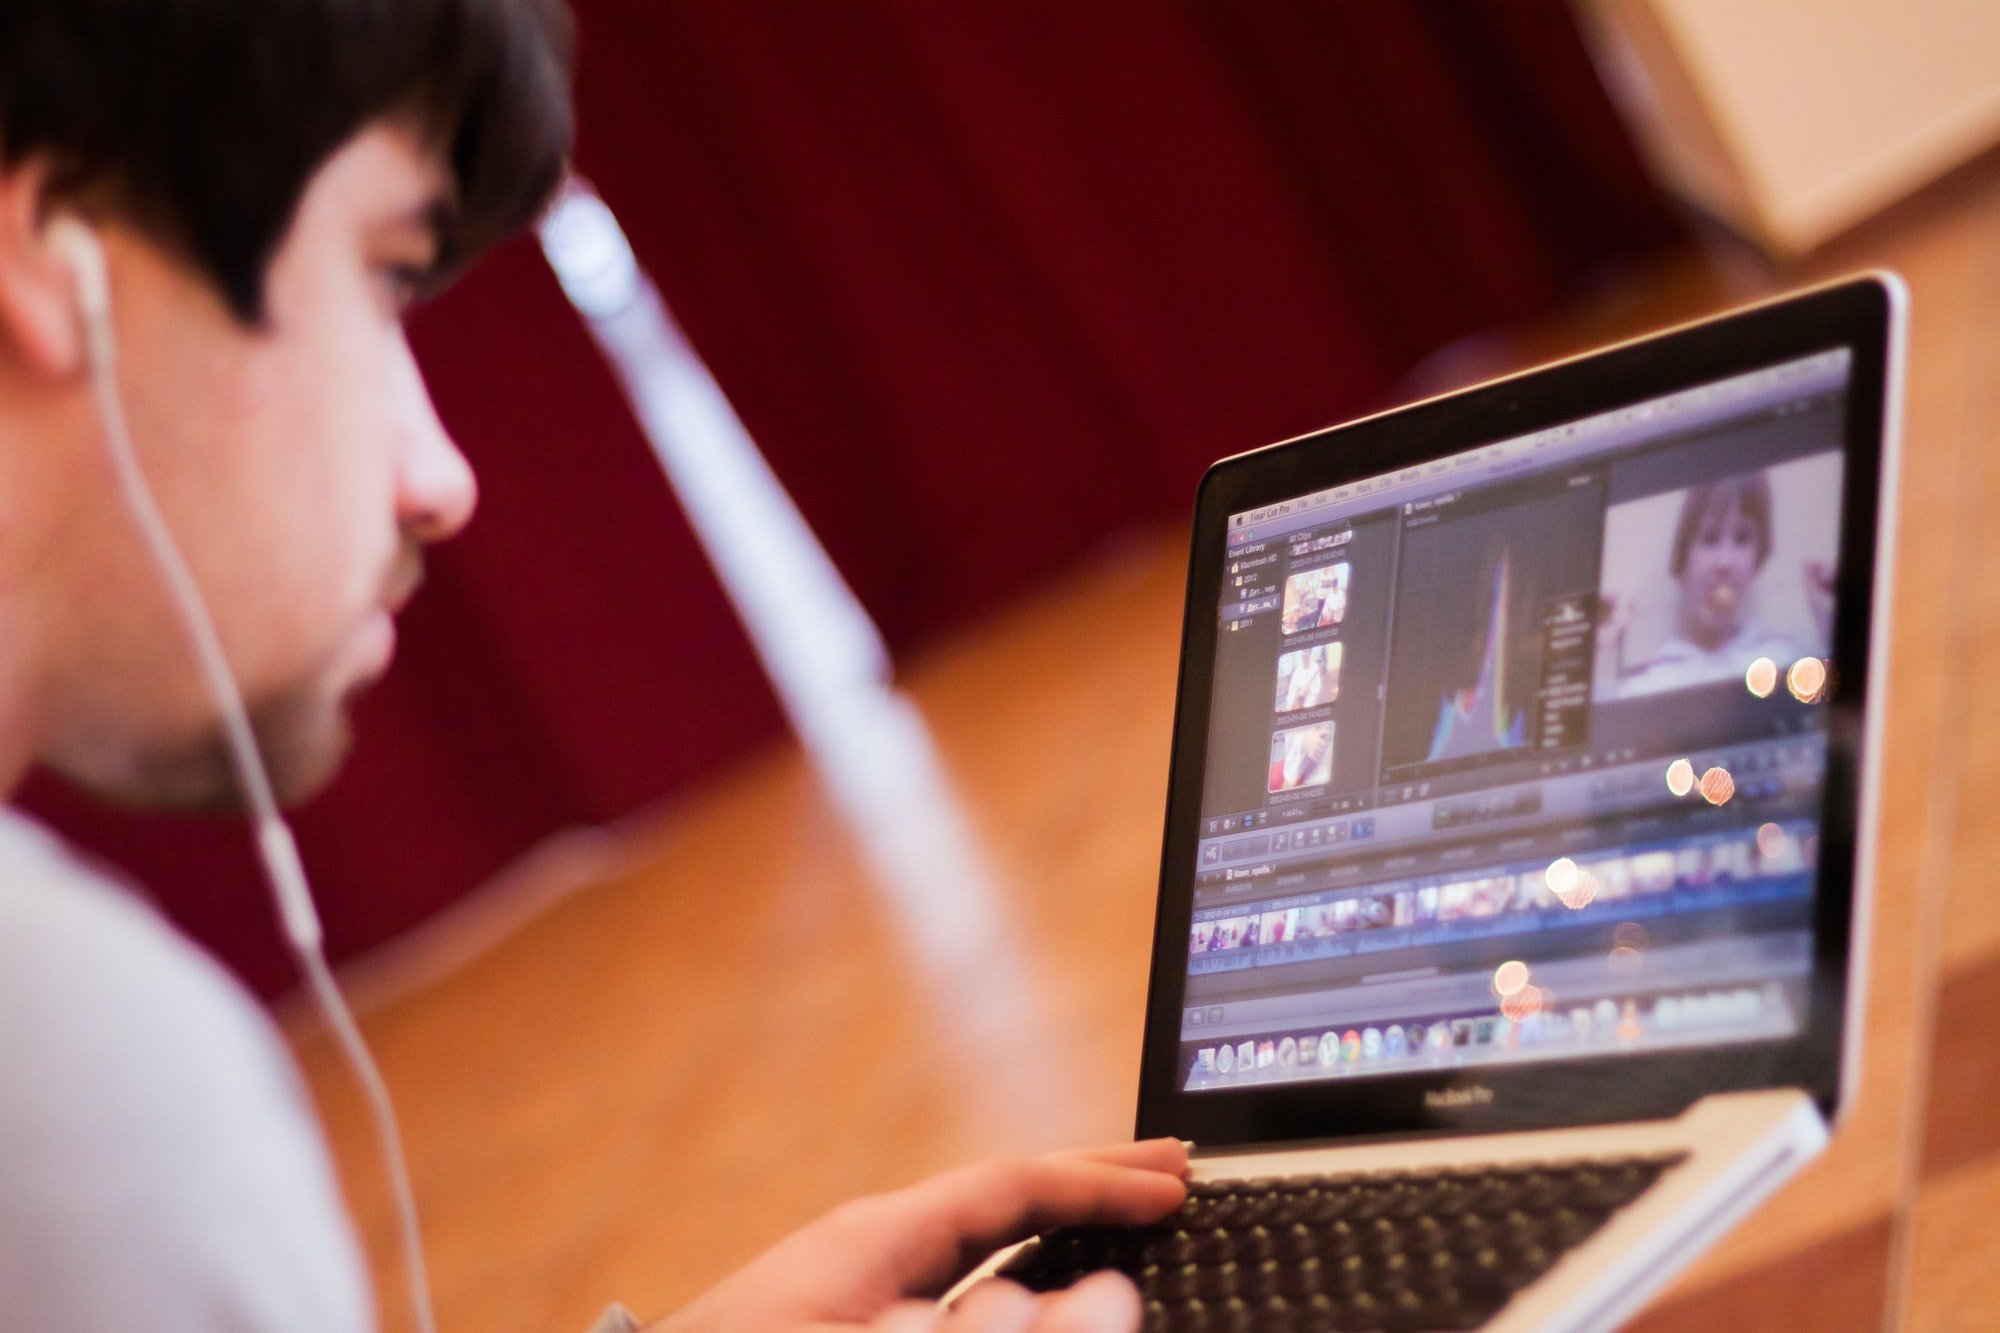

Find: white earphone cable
70;231;440;1333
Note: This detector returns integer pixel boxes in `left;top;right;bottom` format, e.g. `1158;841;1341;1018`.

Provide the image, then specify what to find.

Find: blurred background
23;1;2000;1329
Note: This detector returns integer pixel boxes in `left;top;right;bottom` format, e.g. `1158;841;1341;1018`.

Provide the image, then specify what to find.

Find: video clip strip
1186;980;1791;1088
1189;822;1815;964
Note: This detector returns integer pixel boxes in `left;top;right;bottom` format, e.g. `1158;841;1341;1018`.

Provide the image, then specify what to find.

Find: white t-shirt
1612;620;1806;700
0;808;374;1332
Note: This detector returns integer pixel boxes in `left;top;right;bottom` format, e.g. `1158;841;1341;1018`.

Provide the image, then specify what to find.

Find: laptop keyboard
996;1151;1686;1332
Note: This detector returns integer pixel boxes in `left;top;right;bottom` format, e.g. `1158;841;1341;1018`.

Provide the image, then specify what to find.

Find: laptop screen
1178;348;1853;1091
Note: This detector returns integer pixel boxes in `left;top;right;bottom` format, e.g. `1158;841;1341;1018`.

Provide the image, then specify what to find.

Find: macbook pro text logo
1424;1086;1495;1110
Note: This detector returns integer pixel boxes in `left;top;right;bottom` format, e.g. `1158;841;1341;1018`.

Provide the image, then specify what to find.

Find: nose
390;334;476;544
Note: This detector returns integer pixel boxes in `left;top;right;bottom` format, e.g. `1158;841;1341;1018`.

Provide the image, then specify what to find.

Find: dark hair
1669;472;1773;577
0;0;574;323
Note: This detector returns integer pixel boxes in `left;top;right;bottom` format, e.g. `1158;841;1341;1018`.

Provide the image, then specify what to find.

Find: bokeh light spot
1493;960;1530;998
1665;758;1695;798
1787;657;1828;703
1699;766;1735;805
1745;657;1779;698
1557;869;1597;911
1501;985;1543;1022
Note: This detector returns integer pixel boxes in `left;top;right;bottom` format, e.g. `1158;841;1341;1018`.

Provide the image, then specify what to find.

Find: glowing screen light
1788;656;1829;703
1546;857;1597;910
1500;986;1543;1022
1745;656;1779;698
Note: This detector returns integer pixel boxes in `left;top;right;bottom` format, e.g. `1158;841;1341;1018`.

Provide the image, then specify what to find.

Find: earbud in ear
45;216;110;323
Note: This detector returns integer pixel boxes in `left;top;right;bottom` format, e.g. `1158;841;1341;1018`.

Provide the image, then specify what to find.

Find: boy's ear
0;160;89;378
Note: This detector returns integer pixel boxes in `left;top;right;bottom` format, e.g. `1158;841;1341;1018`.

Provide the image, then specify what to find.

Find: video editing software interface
1180;349;1854;1091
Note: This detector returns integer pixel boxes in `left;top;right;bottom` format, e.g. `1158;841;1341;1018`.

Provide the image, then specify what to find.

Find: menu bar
1227;349;1851;543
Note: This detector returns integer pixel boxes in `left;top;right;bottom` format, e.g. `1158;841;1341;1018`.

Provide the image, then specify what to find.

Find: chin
260;713;356;808
238;683;359;809
71;686;358;815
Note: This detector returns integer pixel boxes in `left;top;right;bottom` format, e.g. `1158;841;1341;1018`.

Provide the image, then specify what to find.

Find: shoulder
0;811;297;1131
1617;636;1727;697
0;810;373;1332
1743;626;1808;662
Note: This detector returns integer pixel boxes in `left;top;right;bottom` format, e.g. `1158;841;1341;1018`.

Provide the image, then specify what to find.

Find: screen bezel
1135;277;1897;1148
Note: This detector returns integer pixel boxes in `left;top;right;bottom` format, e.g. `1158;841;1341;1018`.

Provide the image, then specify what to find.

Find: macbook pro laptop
965;274;1905;1332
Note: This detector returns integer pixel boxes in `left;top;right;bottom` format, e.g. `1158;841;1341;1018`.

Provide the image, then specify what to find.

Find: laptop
965;274;1905;1332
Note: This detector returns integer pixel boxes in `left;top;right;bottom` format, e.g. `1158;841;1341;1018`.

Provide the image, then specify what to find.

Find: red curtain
20;0;1679;998
581;0;1679;648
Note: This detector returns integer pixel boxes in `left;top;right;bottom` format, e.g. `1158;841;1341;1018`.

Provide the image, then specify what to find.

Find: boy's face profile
22;125;477;810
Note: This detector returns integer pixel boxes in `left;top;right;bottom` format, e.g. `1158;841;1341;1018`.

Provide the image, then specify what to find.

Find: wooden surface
294;153;2000;1332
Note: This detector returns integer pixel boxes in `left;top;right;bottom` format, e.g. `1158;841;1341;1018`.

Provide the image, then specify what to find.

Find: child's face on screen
1679;494;1763;646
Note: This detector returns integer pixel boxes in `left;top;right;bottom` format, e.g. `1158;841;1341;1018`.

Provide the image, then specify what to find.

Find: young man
0;3;1186;1330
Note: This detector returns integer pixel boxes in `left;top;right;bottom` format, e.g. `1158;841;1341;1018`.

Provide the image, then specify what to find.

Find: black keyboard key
1158;1262;1199;1302
1195;1260;1239;1302
1462;1244;1509;1292
1265;1192;1310;1228
1193;1228;1233;1265
1236;1226;1275;1265
1214;1194;1257;1229
1316;1220;1359;1261
1336;1288;1382;1331
1406;1214;1449;1253
1453;1211;1494;1247
1278;1256;1323;1300
1313;1249;1355;1290
1548;1206;1605;1249
1358;1217;1401;1253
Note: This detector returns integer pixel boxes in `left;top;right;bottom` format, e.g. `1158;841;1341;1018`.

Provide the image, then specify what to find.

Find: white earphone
46;218;108;326
48;215;440;1333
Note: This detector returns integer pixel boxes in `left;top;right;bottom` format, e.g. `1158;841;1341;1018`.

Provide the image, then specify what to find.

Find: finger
1029;1273;1143;1333
942;1155;1189;1233
940;1280;1043;1333
863;1300;945;1333
1054;1139;1190;1176
876;1156;1188;1294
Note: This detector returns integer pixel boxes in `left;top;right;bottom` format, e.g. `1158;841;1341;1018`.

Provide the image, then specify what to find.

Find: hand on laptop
644;1138;1189;1333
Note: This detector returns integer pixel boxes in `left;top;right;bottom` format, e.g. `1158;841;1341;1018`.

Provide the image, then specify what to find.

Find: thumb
1028;1273;1143;1333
